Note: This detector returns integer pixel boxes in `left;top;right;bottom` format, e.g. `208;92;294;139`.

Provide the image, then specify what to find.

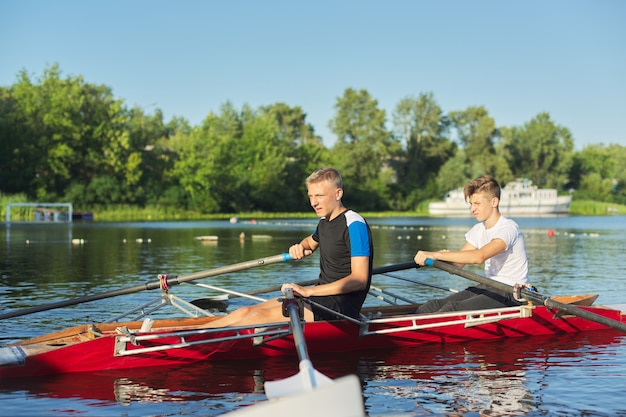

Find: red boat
2;255;626;380
1;292;624;379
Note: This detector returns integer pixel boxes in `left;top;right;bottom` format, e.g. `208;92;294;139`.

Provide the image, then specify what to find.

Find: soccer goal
5;203;73;223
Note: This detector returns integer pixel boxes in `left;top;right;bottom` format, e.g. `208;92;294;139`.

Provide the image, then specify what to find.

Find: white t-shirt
465;216;528;286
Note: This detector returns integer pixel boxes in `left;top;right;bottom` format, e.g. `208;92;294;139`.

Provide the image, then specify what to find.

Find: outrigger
1;254;625;380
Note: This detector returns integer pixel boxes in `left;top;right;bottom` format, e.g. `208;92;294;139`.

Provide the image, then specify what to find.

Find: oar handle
424;258;626;333
424;258;511;293
372;261;419;275
283;288;310;363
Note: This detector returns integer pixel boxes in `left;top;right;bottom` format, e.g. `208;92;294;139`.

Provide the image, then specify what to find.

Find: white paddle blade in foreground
264;359;334;399
227;374;364;417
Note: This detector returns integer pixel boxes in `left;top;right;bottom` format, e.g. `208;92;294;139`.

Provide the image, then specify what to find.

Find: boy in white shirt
414;175;529;313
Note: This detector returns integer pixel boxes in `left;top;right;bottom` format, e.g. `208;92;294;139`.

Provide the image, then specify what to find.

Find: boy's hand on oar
289;243;313;260
281;283;311;298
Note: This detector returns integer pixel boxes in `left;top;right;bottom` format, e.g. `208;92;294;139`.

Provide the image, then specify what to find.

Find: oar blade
264;359;334;399
228;375;364;417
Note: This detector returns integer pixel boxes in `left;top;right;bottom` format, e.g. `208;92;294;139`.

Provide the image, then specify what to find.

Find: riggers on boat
1;293;624;379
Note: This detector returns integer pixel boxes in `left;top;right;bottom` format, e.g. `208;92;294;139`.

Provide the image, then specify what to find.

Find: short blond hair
306;167;343;189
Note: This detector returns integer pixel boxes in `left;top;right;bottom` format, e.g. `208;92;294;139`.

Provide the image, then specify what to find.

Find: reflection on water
1;216;626;416
357;331;626;417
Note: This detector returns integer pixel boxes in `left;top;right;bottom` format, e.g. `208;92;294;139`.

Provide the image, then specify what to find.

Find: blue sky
1;0;624;150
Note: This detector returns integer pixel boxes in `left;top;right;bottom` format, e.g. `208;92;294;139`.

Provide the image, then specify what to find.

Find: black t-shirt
309;209;373;320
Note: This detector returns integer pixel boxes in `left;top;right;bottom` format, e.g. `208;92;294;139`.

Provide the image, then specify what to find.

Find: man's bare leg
202;298;314;328
202;298;281;328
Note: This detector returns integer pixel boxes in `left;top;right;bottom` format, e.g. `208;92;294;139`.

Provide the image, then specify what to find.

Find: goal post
5;203;73;223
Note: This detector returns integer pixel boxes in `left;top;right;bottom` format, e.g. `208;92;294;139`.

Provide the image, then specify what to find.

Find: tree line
1;64;625;213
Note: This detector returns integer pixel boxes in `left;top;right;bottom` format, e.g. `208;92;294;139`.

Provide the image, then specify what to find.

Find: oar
264;288;333;398
217;279;318;299
201;261;418;300
381;272;459;293
220;262;419;299
0;253;295;320
373;261;420;275
191;262;420;307
425;258;626;333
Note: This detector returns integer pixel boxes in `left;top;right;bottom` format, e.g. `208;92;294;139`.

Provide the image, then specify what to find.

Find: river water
1;215;625;416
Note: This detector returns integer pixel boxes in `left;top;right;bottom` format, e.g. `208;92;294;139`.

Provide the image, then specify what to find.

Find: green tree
329;88;400;210
0;85;31;194
260;103;329;210
435;148;471;196
171;102;312;213
392;92;455;209
4;64;130;203
5;63;625;214
448;106;500;175
503;112;574;189
571;144;626;204
148;116;191;207
123;106;183;205
443;106;516;192
170;111;233;213
230;106;290;211
260;103;319;147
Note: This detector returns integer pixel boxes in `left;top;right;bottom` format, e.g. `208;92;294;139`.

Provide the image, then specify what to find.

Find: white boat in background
428;178;572;216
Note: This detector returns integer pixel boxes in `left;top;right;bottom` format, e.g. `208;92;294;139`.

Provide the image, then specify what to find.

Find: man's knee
247;305;285;323
236;305;253;316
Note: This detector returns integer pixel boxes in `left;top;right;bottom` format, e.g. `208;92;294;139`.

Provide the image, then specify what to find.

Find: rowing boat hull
1;301;624;379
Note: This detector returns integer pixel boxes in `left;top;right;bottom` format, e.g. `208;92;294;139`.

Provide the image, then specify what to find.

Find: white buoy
251;235;273;241
194;235;219;241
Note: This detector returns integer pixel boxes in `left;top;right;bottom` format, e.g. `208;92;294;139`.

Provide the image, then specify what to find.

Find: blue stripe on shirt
345;211;371;257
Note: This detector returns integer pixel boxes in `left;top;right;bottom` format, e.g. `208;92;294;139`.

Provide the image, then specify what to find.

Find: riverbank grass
1;194;625;221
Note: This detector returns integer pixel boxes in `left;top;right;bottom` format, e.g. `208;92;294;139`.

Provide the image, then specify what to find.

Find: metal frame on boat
1;292;623;379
